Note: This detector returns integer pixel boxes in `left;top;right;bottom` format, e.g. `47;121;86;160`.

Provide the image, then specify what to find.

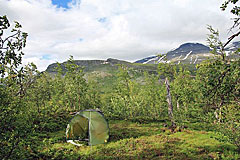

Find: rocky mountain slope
135;41;240;64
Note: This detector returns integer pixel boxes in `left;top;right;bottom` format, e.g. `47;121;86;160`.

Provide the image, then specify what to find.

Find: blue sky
0;0;236;71
52;0;72;8
41;54;52;60
52;0;81;9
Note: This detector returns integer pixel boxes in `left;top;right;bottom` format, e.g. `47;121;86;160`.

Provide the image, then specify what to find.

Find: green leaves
0;15;28;77
221;0;240;15
216;104;240;151
0;16;35;159
0;15;10;31
158;63;177;80
196;59;239;107
108;65;168;121
206;25;225;60
206;5;240;149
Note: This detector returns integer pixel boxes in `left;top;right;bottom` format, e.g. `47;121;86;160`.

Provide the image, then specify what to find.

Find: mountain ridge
135;41;240;64
45;41;240;74
45;58;158;75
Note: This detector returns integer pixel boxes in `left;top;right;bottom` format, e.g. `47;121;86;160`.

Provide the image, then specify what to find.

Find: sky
0;0;238;71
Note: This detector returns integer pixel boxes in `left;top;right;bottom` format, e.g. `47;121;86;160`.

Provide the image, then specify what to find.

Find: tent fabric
66;114;88;140
66;109;109;146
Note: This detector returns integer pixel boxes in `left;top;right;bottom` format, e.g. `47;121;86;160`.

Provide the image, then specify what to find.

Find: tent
66;109;109;146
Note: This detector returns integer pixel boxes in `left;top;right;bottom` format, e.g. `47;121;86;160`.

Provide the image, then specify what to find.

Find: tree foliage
0;15;32;159
0;15;28;77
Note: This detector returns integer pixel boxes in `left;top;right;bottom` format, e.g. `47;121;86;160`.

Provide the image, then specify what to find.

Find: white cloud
0;0;236;71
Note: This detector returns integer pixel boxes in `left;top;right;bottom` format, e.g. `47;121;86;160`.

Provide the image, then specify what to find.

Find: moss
35;120;239;159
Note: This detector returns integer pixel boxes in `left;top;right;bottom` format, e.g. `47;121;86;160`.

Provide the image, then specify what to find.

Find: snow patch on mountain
157;56;166;63
143;56;159;64
178;55;182;60
193;55;198;64
190;55;193;64
182;51;192;60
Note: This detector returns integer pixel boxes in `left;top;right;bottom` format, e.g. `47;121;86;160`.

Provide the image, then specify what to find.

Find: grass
33;120;240;160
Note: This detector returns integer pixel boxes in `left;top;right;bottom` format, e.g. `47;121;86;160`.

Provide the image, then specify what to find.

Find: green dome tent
66;109;109;146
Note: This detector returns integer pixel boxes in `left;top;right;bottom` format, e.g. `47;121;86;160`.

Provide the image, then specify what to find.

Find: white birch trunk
165;77;175;127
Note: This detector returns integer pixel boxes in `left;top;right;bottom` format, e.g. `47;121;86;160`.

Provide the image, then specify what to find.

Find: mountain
45;41;240;75
45;58;158;75
225;41;240;52
135;43;212;64
135;41;240;64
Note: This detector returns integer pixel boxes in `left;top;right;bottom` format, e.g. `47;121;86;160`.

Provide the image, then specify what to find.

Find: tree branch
1;31;19;46
223;30;240;49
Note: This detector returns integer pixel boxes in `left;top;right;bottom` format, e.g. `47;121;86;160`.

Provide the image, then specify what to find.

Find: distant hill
135;41;240;64
45;58;158;75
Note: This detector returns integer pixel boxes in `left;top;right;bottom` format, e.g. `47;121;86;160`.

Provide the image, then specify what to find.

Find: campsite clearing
30;120;239;160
